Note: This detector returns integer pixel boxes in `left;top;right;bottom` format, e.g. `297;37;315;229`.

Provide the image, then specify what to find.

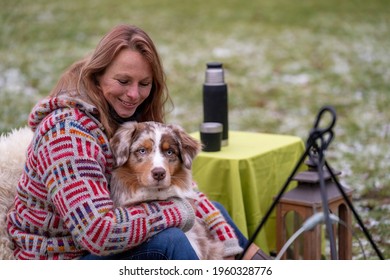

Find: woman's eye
118;79;128;85
140;82;151;87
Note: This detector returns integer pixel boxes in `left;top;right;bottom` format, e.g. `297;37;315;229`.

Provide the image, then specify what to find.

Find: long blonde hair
50;24;171;138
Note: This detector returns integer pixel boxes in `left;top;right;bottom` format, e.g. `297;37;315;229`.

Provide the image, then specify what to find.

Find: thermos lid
200;122;223;133
207;62;223;69
205;62;225;85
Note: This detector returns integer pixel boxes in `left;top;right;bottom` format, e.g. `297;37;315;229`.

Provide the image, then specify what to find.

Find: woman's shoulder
28;96;100;129
39;106;97;130
34;106;107;146
27;106;114;181
31;107;112;161
54;106;101;130
29;96;111;153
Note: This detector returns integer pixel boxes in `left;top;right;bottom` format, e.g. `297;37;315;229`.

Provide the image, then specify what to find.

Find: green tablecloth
191;131;305;254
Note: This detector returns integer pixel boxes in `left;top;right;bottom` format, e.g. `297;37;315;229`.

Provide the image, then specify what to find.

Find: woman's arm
192;191;243;258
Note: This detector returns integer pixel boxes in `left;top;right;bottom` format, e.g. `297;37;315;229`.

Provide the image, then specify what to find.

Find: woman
7;24;267;260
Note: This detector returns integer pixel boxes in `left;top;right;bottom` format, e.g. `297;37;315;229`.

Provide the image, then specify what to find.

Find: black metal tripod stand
240;105;384;260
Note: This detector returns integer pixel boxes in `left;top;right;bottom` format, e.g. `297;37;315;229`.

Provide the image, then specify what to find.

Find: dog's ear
110;121;139;167
170;124;201;169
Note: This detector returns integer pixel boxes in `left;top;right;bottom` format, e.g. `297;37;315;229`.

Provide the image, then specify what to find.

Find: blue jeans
80;202;248;260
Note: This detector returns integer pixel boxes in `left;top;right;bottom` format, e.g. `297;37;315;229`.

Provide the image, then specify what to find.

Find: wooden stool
276;166;353;260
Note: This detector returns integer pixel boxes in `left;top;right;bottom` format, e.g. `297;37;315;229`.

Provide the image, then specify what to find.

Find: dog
109;121;224;259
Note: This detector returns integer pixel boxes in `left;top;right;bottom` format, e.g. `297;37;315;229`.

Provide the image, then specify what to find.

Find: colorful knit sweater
7;96;242;259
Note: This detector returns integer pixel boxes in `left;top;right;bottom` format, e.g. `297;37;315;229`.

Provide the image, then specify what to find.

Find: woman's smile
119;98;137;108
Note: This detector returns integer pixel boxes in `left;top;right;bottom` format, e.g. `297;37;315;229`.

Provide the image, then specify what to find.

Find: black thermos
203;62;228;146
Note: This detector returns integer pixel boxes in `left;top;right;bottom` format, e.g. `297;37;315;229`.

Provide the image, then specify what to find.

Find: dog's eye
137;148;147;155
166;149;175;156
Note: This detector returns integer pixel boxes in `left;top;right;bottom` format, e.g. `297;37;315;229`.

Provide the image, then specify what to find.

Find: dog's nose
152;167;166;181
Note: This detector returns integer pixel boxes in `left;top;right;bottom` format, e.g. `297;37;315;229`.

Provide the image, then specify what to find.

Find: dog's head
110;121;201;192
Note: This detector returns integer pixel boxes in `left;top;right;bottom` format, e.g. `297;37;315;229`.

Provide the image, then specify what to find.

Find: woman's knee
155;228;187;241
148;228;199;260
155;228;191;247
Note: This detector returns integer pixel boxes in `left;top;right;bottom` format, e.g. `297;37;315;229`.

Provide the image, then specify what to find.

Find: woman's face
98;48;153;118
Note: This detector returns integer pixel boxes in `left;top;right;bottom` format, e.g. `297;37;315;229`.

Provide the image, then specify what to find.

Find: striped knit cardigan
6;96;242;259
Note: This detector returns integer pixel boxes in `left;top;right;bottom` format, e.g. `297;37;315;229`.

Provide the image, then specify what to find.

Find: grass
1;0;389;259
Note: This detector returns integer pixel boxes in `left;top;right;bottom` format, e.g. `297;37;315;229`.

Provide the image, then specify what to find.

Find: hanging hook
306;105;337;161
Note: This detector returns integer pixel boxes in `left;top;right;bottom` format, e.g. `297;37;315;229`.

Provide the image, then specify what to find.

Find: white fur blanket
0;126;33;260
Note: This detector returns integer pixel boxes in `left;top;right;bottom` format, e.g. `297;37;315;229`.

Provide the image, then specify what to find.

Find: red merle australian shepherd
109;121;224;259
